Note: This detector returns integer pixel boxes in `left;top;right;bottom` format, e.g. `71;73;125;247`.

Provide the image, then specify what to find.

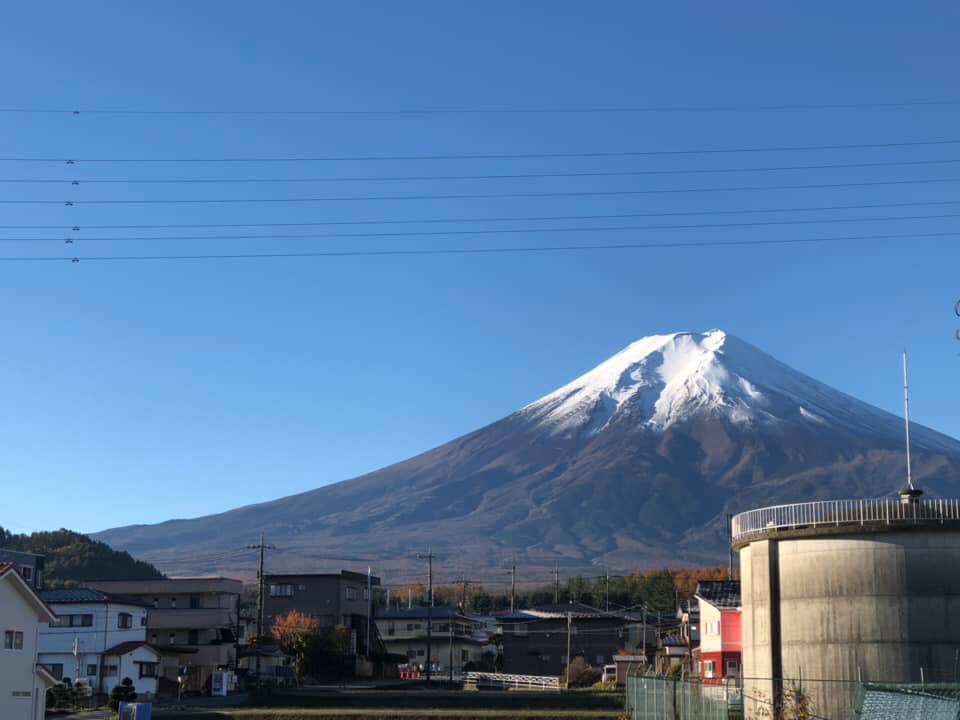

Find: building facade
262;571;380;656
693;580;741;685
37;588;160;695
0;550;45;591
375;607;484;673
88;577;242;692
498;603;627;678
0;562;58;720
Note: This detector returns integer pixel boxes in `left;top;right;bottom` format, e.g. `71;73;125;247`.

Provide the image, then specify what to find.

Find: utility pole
366;567;373;658
407;588;412;609
553;563;560;604
418;550;434;682
448;617;454;683
565;611;573;688
459;573;468;612
246;533;275;686
509;554;517;612
604;567;610;612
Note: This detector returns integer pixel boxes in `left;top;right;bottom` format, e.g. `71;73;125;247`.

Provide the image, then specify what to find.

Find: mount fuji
94;330;960;577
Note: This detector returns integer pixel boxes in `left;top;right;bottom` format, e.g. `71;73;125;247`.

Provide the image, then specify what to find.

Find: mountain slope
94;330;960;577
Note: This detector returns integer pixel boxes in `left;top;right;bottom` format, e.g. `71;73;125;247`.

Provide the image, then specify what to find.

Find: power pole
553;563;560;604
418;550;434;682
448;617;454;683
366;567;373;658
565;611;573;688
460;574;468;612
604;567;610;612
246;534;275;686
509;554;517;613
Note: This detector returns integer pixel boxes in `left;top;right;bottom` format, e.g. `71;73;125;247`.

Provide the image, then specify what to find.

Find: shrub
109;677;137;710
566;657;602;687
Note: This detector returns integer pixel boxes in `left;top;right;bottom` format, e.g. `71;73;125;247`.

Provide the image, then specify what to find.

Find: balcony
148;608;236;630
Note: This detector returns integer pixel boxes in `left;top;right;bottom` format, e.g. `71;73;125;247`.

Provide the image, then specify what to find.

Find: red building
692;581;741;685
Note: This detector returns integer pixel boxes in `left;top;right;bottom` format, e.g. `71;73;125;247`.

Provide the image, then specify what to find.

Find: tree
109;678;137;710
271;610;321;649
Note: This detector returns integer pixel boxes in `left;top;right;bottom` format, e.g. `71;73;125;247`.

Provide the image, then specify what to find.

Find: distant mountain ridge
93;330;960;578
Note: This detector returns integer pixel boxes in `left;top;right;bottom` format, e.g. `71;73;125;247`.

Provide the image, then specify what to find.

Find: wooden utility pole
553;563;560;604
418;550;434;682
509;555;517;612
245;533;275;685
565;611;573;687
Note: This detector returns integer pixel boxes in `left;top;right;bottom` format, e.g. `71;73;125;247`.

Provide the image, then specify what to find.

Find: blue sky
1;2;958;534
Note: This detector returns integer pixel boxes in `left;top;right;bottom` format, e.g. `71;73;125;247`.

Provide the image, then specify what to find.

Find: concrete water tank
733;495;960;720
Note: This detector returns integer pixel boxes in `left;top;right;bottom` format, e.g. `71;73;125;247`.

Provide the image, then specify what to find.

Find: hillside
93;330;960;578
0;526;164;587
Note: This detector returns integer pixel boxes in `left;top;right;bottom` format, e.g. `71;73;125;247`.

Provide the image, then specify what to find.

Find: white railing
731;497;960;541
463;671;561;690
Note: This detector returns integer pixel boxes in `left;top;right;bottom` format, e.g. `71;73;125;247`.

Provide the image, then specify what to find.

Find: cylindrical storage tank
734;498;960;720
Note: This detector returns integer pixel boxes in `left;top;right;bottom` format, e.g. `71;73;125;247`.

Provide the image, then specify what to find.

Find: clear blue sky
1;2;958;534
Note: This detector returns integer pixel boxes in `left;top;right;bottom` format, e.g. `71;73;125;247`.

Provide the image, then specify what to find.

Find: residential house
37;588;162;696
87;577;242;692
498;603;627;678
375;607;484;673
262;571;380;656
0;550;45;591
693;580;741;685
0;562;58;720
655;632;691;674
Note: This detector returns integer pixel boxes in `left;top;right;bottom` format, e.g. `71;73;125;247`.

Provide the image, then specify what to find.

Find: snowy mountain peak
520;330;950;448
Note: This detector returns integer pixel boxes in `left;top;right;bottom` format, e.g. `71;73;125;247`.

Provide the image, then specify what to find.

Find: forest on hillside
0;526;164;588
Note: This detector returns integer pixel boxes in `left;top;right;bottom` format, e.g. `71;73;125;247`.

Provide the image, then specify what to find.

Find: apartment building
88;577;242;691
262;571;379;656
375;607;484;673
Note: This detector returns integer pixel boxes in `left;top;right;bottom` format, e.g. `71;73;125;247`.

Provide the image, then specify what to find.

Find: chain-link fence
626;675;960;720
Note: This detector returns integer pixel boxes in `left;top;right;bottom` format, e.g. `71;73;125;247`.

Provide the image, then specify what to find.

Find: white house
0;561;58;720
37;588;162;696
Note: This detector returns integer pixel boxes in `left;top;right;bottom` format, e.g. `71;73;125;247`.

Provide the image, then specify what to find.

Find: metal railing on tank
731;497;960;542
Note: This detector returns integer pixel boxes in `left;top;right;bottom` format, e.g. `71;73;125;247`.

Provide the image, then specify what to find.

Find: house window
346;587;358;601
387;622;395;636
269;584;293;598
118;613;133;629
461;649;470;662
406;650;416;659
168;633;176;644
725;659;739;678
140;616;147;626
86;664;98;677
3;630;23;649
596;656;605;666
45;664;64;680
416;649;425;657
56;614;94;628
704;660;716;679
103;664;118;677
138;662;158;678
170;597;177;609
20;566;33;582
152;597;159;608
190;595;202;609
188;630;199;645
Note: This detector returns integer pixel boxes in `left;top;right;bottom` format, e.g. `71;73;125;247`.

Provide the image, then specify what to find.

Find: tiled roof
104;641;163;657
0;562;14;576
39;588;151;607
694;581;741;610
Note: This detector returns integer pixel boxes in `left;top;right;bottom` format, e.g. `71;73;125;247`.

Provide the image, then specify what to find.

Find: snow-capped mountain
94;330;960;578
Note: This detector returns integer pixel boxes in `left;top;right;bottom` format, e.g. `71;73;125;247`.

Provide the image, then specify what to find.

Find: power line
3;137;960;163
5;198;960;231
5;156;960;183
1;98;959;115
6;211;960;244
3;229;957;263
7;176;960;205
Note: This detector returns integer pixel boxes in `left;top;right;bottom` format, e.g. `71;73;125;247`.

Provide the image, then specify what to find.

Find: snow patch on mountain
521;330;957;452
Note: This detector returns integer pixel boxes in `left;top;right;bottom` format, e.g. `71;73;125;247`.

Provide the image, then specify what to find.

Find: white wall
107;646;160;697
0;577;45;720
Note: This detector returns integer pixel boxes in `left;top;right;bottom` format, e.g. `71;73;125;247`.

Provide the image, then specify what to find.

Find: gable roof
103;641;164;657
694;581;741;610
39;588;151;607
0;563;57;623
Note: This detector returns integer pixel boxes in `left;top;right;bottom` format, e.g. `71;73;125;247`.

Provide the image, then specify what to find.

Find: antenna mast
903;350;913;491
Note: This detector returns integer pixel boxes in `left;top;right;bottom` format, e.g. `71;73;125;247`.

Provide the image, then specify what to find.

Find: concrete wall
741;529;960;720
